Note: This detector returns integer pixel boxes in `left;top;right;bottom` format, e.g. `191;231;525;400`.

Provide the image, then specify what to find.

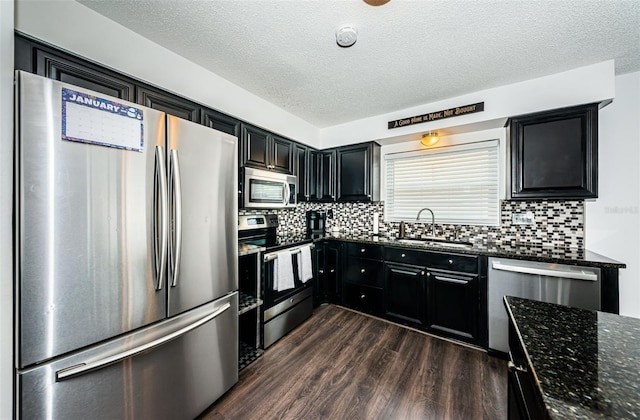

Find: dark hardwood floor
201;305;507;419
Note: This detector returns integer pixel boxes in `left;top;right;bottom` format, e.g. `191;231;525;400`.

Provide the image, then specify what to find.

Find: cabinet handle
448;259;453;265
507;361;528;374
330;269;335;273
401;253;406;258
360;294;366;299
318;269;324;274
361;248;366;253
427;272;431;277
421;271;425;275
360;268;366;273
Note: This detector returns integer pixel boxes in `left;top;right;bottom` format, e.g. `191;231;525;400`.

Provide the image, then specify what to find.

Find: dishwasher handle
491;261;598;282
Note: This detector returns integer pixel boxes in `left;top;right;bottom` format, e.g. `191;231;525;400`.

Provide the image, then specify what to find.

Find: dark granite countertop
505;296;640;419
317;233;625;269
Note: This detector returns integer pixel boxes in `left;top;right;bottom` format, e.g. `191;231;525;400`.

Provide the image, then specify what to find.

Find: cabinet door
295;144;310;202
308;151;320;201
384;263;426;327
426;269;479;343
241;125;270;169
136;86;200;122
510;104;598;199
337;144;370;201
271;136;293;174
325;243;342;303
18;37;136;101
318;149;337;202
202;108;241;137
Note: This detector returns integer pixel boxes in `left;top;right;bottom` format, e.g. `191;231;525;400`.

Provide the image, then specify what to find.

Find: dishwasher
488;257;600;353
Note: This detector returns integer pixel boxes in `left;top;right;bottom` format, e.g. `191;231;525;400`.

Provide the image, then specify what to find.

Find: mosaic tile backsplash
239;199;584;249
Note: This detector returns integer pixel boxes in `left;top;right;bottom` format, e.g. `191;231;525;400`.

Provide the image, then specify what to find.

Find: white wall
0;0;14;417
320;60;615;148
586;71;640;318
14;0;321;148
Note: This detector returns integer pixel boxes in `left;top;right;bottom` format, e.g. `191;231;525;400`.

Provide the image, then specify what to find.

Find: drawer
384;247;478;273
384;247;429;266
344;257;383;287
346;242;383;259
343;283;383;316
428;252;478;273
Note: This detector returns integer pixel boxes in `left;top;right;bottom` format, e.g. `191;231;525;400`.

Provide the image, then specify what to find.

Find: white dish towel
297;245;313;283
273;250;295;291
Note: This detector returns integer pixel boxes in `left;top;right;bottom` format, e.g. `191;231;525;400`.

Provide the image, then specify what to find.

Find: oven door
244;167;297;209
263;250;312;308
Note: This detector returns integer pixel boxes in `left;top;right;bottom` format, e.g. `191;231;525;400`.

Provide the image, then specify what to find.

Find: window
385;140;499;225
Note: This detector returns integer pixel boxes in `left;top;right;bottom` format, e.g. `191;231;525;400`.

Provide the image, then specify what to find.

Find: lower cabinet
313;241;342;306
426;269;479;343
343;282;383;316
507;321;547;419
383;263;426;327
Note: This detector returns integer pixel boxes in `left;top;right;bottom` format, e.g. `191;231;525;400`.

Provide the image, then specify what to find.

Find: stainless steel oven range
238;214;314;348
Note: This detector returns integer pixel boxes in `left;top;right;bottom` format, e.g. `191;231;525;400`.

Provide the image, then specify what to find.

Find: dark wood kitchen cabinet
15;35;137;102
241;125;293;174
384;263;426;327
507;321;547;419
342;243;384;315
136;85;201;122
202;108;241;138
337;142;380;202
294;143;315;202
426;269;479;343
312;149;337;202
313;241;343;305
510;103;598;199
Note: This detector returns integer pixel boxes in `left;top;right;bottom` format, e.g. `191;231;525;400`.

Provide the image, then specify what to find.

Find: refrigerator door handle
169;149;183;287
55;302;231;382
154;145;169;291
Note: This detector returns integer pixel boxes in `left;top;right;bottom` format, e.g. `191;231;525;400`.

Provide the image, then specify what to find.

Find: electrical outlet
327;209;334;219
512;212;534;225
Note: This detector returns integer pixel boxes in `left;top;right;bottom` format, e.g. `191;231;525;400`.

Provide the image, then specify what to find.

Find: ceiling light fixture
363;0;391;5
421;131;439;147
336;26;358;48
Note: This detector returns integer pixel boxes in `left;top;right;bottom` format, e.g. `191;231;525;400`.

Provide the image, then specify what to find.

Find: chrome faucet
416;207;436;237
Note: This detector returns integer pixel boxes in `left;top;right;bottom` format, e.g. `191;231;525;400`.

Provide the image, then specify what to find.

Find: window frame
380;128;507;226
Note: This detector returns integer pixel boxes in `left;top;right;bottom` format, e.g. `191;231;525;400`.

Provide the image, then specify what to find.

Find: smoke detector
336;26;358;48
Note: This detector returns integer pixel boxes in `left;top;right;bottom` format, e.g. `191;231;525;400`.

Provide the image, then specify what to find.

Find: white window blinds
385;140;499;225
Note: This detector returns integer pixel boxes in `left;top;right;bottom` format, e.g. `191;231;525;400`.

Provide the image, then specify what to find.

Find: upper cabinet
241;125;293;174
15;36;136;102
337;143;380;202
294;143;317;202
510;104;598;200
136;85;201;123
202;109;241;138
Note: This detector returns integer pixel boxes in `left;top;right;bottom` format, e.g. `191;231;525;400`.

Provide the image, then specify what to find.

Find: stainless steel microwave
243;167;297;209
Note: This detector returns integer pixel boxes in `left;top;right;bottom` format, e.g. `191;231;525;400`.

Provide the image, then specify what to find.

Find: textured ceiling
77;0;640;128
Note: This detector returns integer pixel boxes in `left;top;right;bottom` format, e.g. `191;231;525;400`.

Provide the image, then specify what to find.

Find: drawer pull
318;269;324;274
507;361;528;374
330;269;335;273
448;259;453;265
360;294;366;299
361;248;366;253
360;268;366;273
401;253;406;258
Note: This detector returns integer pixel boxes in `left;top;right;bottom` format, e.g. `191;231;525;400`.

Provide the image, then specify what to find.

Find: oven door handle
263;243;315;262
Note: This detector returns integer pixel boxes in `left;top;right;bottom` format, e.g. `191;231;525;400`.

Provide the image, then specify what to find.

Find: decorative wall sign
62;88;144;152
388;102;484;130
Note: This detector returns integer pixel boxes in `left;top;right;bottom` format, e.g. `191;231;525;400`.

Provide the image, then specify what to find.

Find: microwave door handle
283;183;290;206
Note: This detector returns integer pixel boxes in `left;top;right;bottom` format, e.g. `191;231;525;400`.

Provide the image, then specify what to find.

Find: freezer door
166;115;238;316
17;293;238;420
16;72;167;368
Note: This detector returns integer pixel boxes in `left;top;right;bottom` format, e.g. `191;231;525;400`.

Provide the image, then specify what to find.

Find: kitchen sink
395;238;474;249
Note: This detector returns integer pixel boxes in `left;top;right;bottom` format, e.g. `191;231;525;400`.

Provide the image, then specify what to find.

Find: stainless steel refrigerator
14;71;238;419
